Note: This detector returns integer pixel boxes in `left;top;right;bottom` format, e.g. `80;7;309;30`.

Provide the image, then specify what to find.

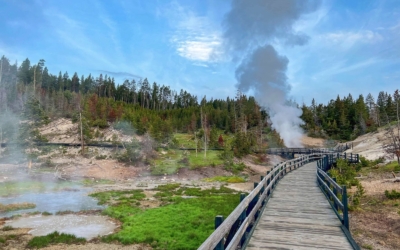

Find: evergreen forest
0;55;398;150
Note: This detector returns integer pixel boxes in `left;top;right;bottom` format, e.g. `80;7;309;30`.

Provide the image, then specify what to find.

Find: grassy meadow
90;184;243;249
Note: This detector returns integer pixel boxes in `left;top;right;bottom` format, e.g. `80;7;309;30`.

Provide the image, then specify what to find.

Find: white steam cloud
222;0;321;147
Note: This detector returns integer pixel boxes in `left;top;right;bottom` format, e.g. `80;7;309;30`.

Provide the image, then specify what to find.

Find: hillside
342;129;400;249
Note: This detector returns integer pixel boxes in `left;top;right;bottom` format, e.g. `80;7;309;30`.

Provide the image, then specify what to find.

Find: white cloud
175;35;221;62
318;30;383;49
165;2;223;62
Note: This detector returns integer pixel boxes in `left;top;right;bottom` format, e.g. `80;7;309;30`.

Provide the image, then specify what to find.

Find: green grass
0;235;16;244
81;179;115;186
385;161;400;172
173;133;234;149
92;184;243;249
188;151;224;168
151;150;184;175
362;244;373;250
174;133;198;148
203;176;246;183
358;159;398;176
89;190;146;205
151;149;224;175
26;231;86;249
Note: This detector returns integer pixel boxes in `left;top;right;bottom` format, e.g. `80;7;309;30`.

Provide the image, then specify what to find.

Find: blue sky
1;0;399;105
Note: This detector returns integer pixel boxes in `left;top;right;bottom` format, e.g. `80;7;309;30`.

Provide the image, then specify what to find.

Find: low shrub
27;231;86;248
2;225;14;231
385;190;400;200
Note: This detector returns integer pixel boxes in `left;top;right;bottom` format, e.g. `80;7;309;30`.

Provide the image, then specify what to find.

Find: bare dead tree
383;112;400;163
79;111;84;155
201;107;207;158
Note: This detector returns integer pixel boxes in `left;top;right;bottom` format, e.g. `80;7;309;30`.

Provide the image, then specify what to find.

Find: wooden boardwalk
247;162;353;250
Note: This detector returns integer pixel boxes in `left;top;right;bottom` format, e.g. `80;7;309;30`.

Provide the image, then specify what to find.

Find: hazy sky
1;0;399;105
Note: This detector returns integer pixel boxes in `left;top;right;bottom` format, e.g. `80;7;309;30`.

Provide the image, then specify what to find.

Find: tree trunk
80;112;84;155
195;131;198;157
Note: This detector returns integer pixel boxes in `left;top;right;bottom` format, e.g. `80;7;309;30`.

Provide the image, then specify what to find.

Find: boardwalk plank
246;162;353;249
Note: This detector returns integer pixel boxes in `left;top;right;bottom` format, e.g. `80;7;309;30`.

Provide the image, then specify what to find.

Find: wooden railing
266;144;351;155
198;154;324;250
199;150;360;250
316;153;360;250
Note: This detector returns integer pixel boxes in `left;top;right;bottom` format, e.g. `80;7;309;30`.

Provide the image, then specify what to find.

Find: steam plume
223;0;321;147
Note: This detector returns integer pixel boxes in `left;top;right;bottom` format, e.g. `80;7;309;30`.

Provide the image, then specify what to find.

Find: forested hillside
0;56;278;156
300;91;400;141
1;55;398;148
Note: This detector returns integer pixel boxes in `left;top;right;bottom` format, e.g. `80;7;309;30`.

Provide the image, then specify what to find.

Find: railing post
266;170;271;195
239;193;247;247
332;177;338;211
215;215;224;250
342;186;349;230
260;176;265;195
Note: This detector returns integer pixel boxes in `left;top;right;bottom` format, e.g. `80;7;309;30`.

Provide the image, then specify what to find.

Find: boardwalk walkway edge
198;151;360;250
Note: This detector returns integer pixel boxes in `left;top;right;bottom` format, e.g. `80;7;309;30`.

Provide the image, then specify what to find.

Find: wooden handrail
199;153;322;250
316;154;358;230
199;151;358;250
317;168;343;193
317;174;344;211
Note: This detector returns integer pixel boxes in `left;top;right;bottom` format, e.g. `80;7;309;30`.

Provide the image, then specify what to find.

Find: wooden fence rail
316;154;360;250
199;151;359;250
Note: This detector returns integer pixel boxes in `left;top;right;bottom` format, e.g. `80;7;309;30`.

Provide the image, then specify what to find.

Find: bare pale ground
336;128;400;249
345;128;390;161
301;135;326;147
39;118;140;144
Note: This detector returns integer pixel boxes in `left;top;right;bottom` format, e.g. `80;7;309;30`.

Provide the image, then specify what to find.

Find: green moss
155;183;181;191
27;231;86;248
91;185;243;249
203;176;246;183
90;190;145;205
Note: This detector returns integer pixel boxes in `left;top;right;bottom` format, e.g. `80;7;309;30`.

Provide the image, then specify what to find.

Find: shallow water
0;188;104;217
0;179;104;217
6;214;117;239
